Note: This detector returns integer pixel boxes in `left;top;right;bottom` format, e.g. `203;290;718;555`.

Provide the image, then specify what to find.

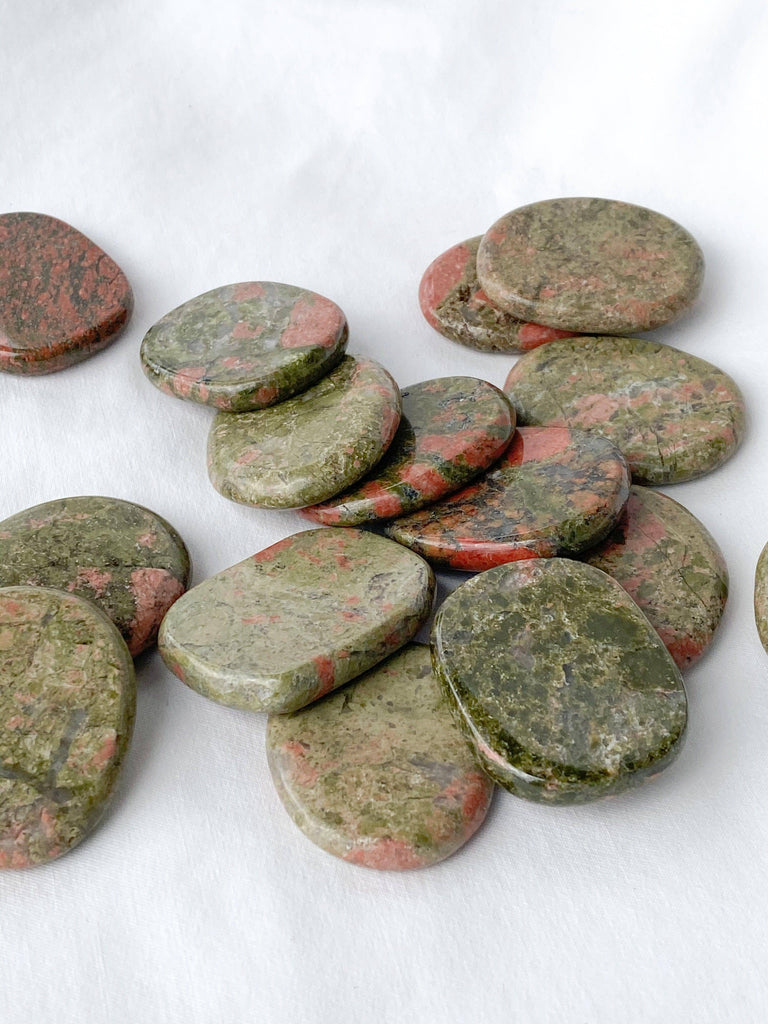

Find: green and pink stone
754;546;768;656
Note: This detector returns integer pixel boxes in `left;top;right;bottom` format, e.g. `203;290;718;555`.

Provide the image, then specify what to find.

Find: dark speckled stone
431;559;687;804
266;644;493;870
0;212;133;374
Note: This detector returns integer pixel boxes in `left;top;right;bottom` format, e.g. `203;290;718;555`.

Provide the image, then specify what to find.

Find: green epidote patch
0;497;191;656
583;486;728;670
207;356;402;508
754;545;768;656
431;560;687;804
504;335;745;485
266;644;493;870
140;281;347;412
0;587;135;868
159;529;434;714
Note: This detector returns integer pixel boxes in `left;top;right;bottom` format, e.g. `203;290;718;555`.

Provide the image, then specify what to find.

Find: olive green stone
266;644;493;870
0;587;136;868
754;544;768;655
431;559;687;804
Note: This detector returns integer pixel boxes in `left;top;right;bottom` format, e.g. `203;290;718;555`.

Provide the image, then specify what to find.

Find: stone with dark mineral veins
754;544;768;656
140;282;348;412
0;212;133;374
159;529;434;714
0;587;135;868
385;427;629;571
477;197;704;334
431;559;688;804
266;644;493;870
504;335;745;485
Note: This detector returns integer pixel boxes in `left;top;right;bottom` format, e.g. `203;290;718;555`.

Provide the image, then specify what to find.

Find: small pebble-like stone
0;212;133;374
754;544;768;656
385;427;629;571
207;355;401;508
159;529;434;714
266;644;493;870
504;335;745;485
303;376;515;526
418;236;577;352
583;486;728;670
0;497;191;656
140;281;348;412
431;559;688;804
477;197;704;334
0;587;135;868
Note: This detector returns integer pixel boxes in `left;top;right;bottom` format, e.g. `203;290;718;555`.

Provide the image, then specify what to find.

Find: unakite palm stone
140;281;347;412
477;198;704;334
583;486;728;670
754;545;768;655
0;587;136;868
504;336;745;485
431;560;688;804
0;497;191;656
303;376;515;526
207;356;401;509
266;644;493;870
385;427;629;571
159;529;434;714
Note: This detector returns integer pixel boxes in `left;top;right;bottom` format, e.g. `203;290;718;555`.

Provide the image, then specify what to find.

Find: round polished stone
754;544;768;656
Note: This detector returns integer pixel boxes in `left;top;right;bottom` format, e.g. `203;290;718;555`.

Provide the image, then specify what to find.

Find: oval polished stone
504;336;745;485
303;376;515;526
207;355;401;508
754;544;768;656
267;644;493;870
385;427;629;571
0;587;136;868
431;559;688;804
159;529;434;714
0;212;133;374
0;497;191;656
419;236;578;352
140;281;348;412
583;486;728;670
477;197;704;334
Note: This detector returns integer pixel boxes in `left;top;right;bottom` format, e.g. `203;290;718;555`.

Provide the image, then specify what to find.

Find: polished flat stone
0;212;133;374
385;427;629;571
267;644;493;870
431;559;687;804
159;529;434;714
505;336;745;485
419;236;577;352
583;486;728;670
207;355;401;508
140;281;348;412
303;376;515;526
477;197;704;334
755;544;768;656
0;587;135;868
0;497;191;656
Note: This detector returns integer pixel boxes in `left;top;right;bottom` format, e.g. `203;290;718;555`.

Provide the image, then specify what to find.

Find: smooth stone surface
266;644;493;870
0;212;133;374
504;335;745;485
418;235;578;352
431;559;688;804
0;587;135;868
754;544;768;656
140;281;348;412
207;355;401;508
0;497;191;656
477;197;704;333
385;427;629;571
159;529;434;714
583;486;728;670
303;376;515;526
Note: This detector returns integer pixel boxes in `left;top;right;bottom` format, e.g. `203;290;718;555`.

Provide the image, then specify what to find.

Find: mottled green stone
504;336;745;485
0;587;136;868
266;644;493;870
159;529;434;714
0;497;191;656
207;356;402;509
754;544;768;655
432;559;687;804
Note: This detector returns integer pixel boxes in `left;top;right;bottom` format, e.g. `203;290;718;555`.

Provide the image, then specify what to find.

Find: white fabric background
1;1;767;1020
